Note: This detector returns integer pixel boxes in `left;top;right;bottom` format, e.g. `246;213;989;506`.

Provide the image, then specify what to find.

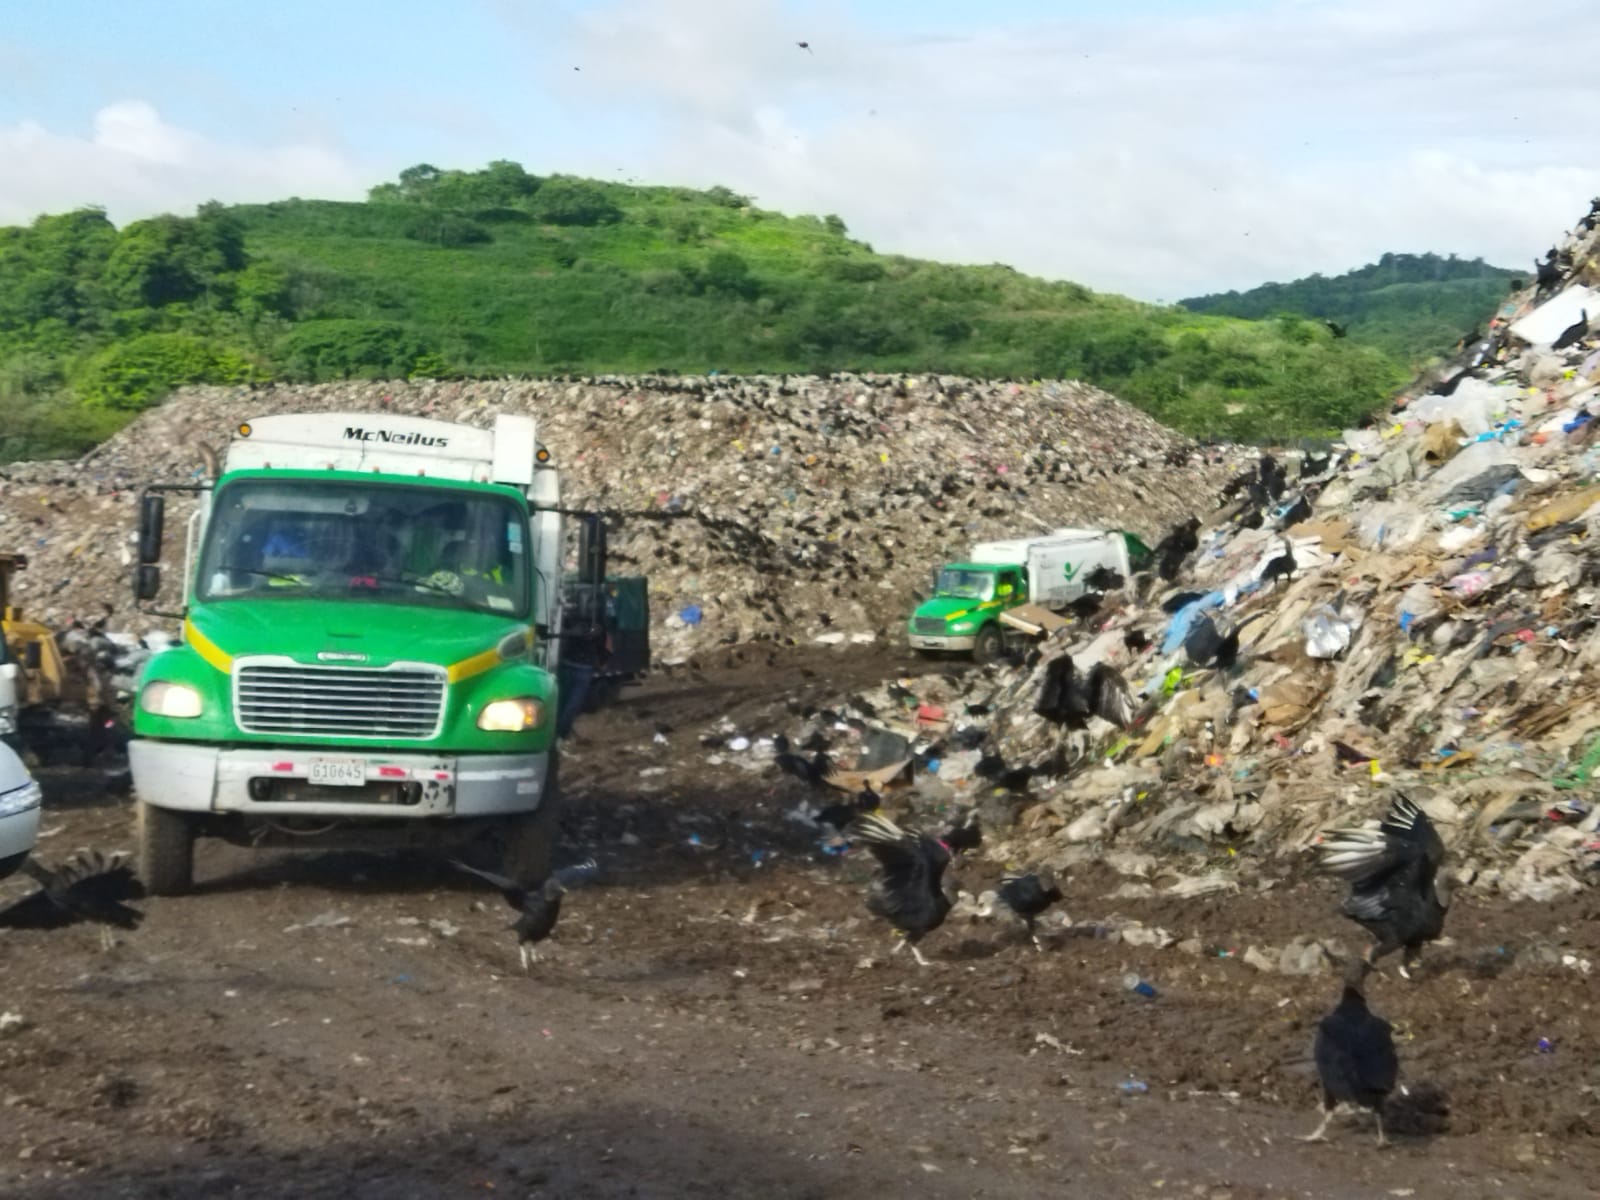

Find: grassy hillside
0;161;1408;459
1179;252;1522;365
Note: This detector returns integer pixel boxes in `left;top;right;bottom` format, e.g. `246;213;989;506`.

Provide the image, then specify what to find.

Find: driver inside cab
423;531;513;609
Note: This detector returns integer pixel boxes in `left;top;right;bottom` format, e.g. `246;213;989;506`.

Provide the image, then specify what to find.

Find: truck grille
914;617;947;636
234;662;447;739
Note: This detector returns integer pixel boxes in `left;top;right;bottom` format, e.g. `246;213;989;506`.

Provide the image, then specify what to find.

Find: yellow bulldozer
0;553;124;765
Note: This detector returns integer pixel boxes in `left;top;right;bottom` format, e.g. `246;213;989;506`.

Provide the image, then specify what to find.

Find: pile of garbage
779;206;1600;903
0;373;1241;656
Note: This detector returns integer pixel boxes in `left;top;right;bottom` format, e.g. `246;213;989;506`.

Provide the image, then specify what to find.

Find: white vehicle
971;529;1134;610
0;649;19;757
0;739;42;882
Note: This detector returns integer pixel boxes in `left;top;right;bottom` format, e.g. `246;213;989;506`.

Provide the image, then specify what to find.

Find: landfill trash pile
0;373;1240;656
777;204;1600;912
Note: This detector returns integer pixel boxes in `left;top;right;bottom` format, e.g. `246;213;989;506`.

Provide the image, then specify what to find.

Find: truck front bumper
907;634;976;652
128;740;549;820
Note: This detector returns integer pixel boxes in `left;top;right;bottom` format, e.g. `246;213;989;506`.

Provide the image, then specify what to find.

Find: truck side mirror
576;512;607;589
135;564;161;602
138;494;165;564
24;642;41;671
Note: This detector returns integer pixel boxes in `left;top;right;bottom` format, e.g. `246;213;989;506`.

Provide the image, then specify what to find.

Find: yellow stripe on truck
446;627;533;683
184;618;233;674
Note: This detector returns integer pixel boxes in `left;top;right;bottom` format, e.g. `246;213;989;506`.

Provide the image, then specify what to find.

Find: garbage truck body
128;412;602;895
906;528;1145;659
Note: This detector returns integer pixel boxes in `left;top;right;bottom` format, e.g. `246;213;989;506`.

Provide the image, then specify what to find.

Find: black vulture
449;858;600;972
773;733;835;788
1260;544;1297;585
847;812;954;967
1034;654;1135;730
0;850;144;949
997;871;1063;949
1314;793;1455;978
1551;308;1589;352
1302;957;1398;1146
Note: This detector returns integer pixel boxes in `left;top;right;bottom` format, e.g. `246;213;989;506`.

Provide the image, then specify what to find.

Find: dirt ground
2;645;1597;1199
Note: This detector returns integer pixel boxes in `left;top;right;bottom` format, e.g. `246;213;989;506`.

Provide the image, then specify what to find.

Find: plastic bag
1303;606;1354;659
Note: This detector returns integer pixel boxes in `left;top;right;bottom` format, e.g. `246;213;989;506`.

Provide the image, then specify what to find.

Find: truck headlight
0;778;41;818
947;619;977;632
140;681;203;719
477;697;546;732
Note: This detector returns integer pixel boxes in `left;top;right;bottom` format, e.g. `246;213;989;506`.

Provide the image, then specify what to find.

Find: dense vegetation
1;161;1417;459
1180;252;1522;364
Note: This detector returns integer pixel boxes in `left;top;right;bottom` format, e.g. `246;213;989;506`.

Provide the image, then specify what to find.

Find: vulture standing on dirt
1314;793;1454;979
1033;654;1136;730
773;733;834;788
847;812;955;967
997;871;1064;950
939;808;983;855
810;787;879;835
450;858;599;972
0;850;145;949
1303;957;1399;1147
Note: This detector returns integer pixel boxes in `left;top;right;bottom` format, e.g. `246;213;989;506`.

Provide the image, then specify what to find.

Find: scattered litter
1122;972;1157;998
283;912;353;933
1034;1031;1083;1056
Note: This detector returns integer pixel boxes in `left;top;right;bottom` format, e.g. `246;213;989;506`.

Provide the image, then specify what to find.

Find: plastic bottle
1122;972;1157;998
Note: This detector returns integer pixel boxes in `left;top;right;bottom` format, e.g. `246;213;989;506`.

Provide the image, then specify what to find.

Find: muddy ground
2;645;1597;1199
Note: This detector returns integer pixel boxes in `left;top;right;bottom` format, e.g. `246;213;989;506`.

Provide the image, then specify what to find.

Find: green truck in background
907;529;1152;661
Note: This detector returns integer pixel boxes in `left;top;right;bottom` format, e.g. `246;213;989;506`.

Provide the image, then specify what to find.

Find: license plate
309;758;367;787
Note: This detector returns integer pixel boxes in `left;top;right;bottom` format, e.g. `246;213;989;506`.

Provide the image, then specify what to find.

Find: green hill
1179;252;1522;365
0;160;1409;459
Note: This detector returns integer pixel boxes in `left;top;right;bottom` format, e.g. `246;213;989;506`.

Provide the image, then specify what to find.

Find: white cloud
557;0;1600;298
0;100;369;227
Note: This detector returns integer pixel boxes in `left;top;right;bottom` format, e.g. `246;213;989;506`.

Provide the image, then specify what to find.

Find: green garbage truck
907;528;1151;661
127;411;611;894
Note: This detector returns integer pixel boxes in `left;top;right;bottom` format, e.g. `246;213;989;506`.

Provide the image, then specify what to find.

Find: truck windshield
934;569;995;601
197;480;531;618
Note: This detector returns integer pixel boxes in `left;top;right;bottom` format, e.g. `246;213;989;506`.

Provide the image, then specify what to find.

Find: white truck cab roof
224;413;541;489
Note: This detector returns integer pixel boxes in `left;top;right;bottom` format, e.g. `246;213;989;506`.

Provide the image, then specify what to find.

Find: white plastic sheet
1510;284;1599;347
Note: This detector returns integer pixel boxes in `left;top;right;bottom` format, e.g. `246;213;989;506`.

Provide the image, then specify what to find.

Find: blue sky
2;0;1597;299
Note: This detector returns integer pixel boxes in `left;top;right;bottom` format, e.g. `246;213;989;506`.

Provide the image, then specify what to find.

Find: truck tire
972;624;1002;664
496;750;562;888
137;801;195;896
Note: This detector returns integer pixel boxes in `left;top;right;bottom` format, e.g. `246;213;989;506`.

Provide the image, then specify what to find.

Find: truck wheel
137;801;195;896
497;750;562;887
972;625;1002;664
